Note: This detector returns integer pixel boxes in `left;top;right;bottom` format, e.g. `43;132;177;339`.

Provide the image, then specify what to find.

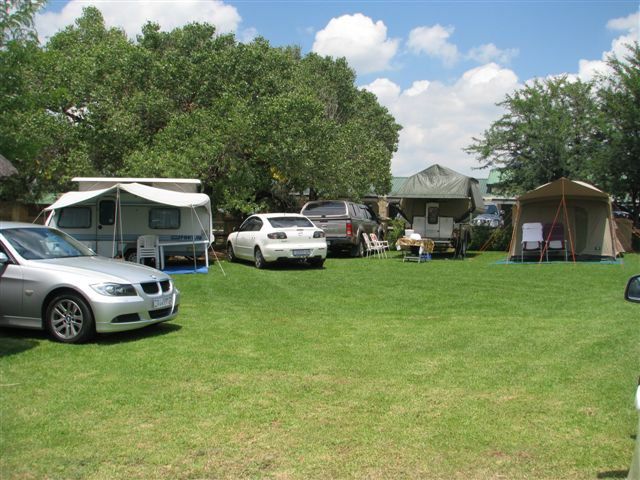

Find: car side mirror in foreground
625;275;640;303
0;252;8;265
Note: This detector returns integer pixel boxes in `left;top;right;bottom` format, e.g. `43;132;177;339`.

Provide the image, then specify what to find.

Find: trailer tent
508;178;622;262
45;179;212;269
396;164;484;221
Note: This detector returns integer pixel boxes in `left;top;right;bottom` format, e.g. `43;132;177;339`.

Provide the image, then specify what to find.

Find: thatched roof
0;153;18;177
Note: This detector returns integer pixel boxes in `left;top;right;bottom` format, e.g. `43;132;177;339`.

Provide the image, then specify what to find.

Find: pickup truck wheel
351;238;365;258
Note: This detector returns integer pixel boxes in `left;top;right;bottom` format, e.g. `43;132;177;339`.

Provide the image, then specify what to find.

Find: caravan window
427;206;439;225
99;201;115;226
58;207;91;229
149;208;180;229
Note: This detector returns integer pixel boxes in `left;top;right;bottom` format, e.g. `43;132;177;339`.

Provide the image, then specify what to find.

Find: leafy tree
595;43;640;222
1;0;46;47
465;77;602;194
0;6;400;214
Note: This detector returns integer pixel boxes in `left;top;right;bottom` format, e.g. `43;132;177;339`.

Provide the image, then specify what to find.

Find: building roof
477;178;488;197
389;177;408;196
487;169;504;185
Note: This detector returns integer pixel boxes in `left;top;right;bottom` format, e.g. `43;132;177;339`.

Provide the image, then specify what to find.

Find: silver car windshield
2;227;96;260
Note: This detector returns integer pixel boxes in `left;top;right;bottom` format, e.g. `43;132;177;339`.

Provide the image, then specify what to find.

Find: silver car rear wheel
45;294;95;343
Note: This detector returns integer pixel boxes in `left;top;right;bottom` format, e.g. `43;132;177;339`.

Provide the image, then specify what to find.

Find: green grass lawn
1;251;639;479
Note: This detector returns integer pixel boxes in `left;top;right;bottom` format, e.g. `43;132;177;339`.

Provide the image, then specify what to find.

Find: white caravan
45;178;213;268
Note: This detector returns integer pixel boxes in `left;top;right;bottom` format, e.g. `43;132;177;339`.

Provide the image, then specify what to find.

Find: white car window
268;217;314;228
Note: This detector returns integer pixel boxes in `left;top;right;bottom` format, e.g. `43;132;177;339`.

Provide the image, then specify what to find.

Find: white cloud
239;27;258;43
362;78;401;105
405;80;430;97
467;43;519;65
606;11;639;33
362;63;520;177
573;11;638;81
407;24;459;67
35;0;241;43
312;13;399;74
577;59;610;82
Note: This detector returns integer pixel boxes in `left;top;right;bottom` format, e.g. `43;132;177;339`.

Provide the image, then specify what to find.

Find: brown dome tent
508;178;622;262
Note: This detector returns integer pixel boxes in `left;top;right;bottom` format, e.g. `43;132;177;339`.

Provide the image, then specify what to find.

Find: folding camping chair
521;222;544;262
361;233;378;257
543;223;568;261
136;235;160;267
369;233;389;258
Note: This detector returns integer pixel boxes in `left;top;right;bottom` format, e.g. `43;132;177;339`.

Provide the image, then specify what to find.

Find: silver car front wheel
45;293;95;344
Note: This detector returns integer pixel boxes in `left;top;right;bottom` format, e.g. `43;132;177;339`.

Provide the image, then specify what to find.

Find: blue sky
36;1;640;177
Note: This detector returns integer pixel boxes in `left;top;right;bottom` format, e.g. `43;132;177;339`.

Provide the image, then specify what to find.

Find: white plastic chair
137;235;160;267
521;222;544;262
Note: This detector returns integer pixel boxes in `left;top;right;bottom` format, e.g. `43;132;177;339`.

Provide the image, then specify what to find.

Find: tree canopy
0;7;400;213
1;0;45;47
466;43;640;221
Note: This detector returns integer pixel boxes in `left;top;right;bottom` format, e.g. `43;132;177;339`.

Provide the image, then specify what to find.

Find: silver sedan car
0;222;180;343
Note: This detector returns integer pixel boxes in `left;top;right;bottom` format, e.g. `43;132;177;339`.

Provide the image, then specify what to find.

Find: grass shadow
0;329;43;357
597;470;628;478
94;322;182;346
1;322;182;350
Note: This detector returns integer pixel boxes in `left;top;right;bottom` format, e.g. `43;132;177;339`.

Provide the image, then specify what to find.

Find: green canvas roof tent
508;178;622;262
396;164;484;222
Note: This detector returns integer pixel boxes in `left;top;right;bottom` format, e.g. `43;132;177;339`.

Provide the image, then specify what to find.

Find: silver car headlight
91;283;137;296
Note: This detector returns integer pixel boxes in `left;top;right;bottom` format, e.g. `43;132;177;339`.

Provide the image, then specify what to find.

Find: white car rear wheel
254;247;266;269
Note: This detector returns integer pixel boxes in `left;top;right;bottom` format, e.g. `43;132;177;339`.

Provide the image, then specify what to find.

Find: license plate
292;249;311;257
153;295;173;309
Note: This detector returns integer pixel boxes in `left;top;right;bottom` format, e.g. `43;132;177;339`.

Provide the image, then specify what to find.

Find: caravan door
96;199;119;257
425;203;440;239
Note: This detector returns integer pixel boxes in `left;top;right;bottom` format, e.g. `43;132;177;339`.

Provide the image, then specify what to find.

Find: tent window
99;201;115;226
149;208;180;230
58;207;91;229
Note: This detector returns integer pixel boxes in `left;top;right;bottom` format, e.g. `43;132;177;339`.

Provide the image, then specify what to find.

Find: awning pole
191;205;226;276
112;187;120;258
508;203;521;263
561;181;576;263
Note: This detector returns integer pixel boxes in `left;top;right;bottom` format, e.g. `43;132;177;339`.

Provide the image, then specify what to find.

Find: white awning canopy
45;182;211;211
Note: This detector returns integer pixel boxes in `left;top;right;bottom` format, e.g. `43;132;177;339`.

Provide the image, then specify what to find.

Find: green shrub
469;225;512;251
387;218;408;248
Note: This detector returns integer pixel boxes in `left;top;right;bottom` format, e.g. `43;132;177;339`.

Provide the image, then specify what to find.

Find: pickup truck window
268;217;314;228
302;201;347;216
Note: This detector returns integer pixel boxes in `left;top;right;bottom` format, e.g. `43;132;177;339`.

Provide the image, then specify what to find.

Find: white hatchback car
226;213;327;268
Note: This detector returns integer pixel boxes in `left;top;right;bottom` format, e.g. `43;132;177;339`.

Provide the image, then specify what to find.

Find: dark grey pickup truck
300;200;384;257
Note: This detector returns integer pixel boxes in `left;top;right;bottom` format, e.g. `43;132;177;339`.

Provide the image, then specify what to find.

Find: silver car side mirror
625;275;640;303
0;252;8;265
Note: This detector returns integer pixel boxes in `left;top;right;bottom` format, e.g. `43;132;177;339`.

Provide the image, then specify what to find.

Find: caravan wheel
124;250;137;263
